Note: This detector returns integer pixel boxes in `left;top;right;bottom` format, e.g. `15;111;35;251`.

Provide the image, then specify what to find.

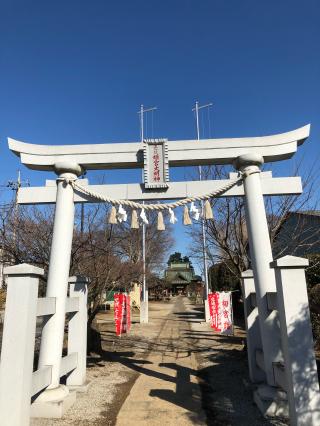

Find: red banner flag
208;292;233;335
114;294;131;336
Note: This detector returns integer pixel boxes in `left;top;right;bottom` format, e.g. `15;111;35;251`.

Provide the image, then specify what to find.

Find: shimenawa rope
65;174;244;210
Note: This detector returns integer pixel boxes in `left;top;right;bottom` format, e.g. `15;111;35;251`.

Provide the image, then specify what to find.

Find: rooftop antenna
138;104;157;318
138;104;157;141
192;101;213;307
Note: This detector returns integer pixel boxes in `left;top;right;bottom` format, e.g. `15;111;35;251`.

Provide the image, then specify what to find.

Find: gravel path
184;299;287;426
30;297;288;425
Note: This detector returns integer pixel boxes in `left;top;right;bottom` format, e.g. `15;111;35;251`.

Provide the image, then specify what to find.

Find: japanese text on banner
208;292;233;335
114;294;131;336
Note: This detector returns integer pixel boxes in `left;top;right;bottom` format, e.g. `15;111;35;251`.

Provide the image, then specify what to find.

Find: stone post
241;269;265;383
0;264;44;426
140;293;149;324
67;275;89;389
204;299;210;323
235;154;282;386
271;255;320;426
38;162;82;398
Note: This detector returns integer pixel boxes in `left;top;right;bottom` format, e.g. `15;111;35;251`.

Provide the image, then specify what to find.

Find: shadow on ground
88;310;285;425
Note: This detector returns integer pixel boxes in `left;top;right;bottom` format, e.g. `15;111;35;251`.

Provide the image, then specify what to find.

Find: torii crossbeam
17;173;302;204
9;125;309;170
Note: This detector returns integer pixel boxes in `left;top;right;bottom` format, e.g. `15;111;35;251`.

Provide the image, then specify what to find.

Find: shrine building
164;254;197;295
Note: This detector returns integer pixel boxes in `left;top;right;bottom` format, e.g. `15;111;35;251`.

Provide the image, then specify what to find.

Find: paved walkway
116;296;207;425
30;297;287;425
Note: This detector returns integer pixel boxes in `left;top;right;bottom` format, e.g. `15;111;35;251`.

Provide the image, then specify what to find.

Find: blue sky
0;0;319;273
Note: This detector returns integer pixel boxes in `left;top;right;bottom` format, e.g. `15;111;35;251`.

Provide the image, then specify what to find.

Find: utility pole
192;101;213;320
138;104;157;323
7;170;29;250
79;170;87;236
80;203;84;235
7;170;21;205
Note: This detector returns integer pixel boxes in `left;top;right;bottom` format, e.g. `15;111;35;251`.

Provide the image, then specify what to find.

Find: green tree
168;252;182;264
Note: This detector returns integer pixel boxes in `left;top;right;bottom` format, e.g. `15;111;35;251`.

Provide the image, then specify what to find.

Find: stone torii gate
8;125;309;411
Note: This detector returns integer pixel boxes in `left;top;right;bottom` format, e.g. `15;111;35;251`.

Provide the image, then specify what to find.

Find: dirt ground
29;296;290;426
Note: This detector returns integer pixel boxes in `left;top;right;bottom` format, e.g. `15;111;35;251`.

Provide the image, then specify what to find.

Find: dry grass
0;289;6;310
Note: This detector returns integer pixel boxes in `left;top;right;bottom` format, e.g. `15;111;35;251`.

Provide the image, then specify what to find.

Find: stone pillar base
140;301;148;323
31;385;76;418
68;380;91;393
204;299;210;323
253;384;288;419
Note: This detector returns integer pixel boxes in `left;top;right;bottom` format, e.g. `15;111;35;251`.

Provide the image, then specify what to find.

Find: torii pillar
37;161;82;403
235;153;282;386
